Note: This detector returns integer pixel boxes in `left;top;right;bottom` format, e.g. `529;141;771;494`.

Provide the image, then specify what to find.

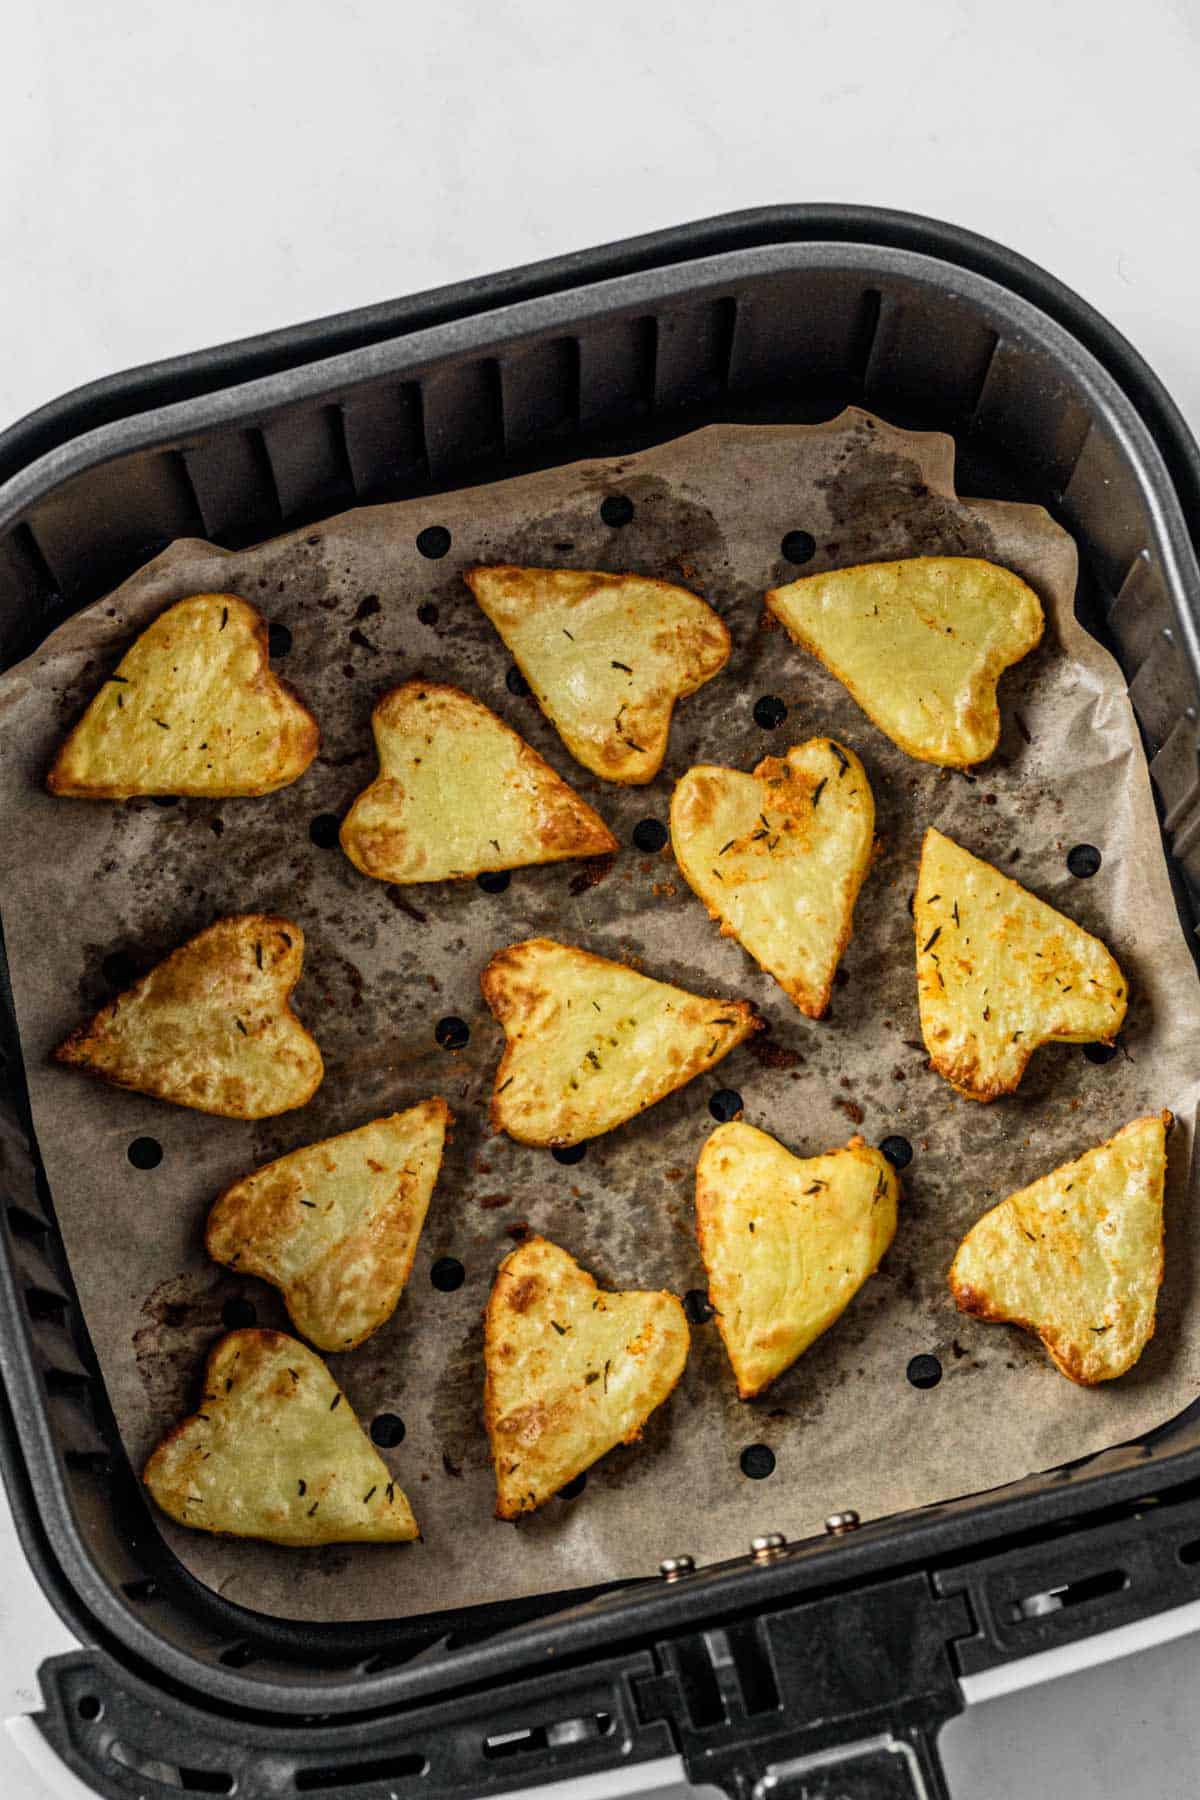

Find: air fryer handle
36;1578;970;1800
636;1575;969;1800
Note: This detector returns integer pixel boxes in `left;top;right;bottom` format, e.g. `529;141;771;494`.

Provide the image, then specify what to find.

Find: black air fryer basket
2;208;1199;1800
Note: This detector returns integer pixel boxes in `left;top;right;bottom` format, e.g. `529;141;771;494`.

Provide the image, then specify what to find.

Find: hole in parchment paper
780;530;817;565
1083;1041;1119;1065
632;818;668;852
416;602;439;626
558;1473;587;1500
127;1137;162;1170
907;1354;942;1390
76;1695;102;1721
416;526;452;560
102;950;139;990
435;1016;469;1050
309;812;341;848
268;621;293;658
753;696;788;730
371;1412;406;1446
430;1257;465;1292
221;1296;257;1330
552;1143;587;1165
880;1136;913;1170
684;1289;714;1324
1067;843;1102;878
600;495;634;528
477;870;511;894
740;1444;776;1480
506;665;531;697
709;1089;743;1123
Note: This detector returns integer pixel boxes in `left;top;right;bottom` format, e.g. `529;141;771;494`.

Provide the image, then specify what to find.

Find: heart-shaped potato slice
482;937;759;1146
143;1329;418;1543
484;1235;689;1516
206;1099;452;1351
915;828;1126;1101
464;564;729;783
339;682;616;883
695;1122;898;1398
671;737;874;1017
47;594;319;798
765;556;1043;767
949;1112;1170;1383
54;914;323;1118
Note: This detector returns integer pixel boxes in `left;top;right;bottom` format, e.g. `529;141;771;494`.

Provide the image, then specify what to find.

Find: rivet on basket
824;1510;860;1536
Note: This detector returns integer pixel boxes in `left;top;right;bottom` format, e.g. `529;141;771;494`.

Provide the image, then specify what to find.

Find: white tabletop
2;2;1199;1795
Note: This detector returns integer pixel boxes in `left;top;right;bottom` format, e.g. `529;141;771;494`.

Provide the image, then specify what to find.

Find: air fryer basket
2;208;1200;1800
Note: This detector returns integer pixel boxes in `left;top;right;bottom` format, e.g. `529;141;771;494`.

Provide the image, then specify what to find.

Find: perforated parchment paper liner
0;409;1197;1624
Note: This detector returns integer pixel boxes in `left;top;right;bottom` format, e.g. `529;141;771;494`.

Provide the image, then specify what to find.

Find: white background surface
1;2;1199;1796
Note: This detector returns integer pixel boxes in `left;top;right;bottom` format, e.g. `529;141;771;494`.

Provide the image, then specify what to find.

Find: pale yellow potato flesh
47;594;319;798
143;1330;418;1544
765;557;1043;767
206;1100;452;1351
949;1112;1170;1384
484;1236;689;1516
915;829;1126;1101
482;937;760;1146
54;914;324;1119
670;737;874;1017
695;1122;898;1398
339;681;617;883
464;564;730;783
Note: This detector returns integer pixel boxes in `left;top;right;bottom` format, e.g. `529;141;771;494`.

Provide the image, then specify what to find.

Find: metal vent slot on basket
422;358;504;479
340;380;428;499
653;294;738;410
259;405;355;525
863;288;999;420
499;337;581;449
181;426;285;544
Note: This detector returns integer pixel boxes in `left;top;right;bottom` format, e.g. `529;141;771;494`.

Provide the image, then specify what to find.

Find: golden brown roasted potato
54;914;323;1118
695;1122;898;1397
143;1330;418;1544
484;1235;689;1517
949;1112;1170;1383
670;737;874;1017
339;682;617;883
206;1100;452;1351
47;594;319;798
482;937;760;1146
463;564;729;783
915;829;1126;1101
765;557;1043;767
